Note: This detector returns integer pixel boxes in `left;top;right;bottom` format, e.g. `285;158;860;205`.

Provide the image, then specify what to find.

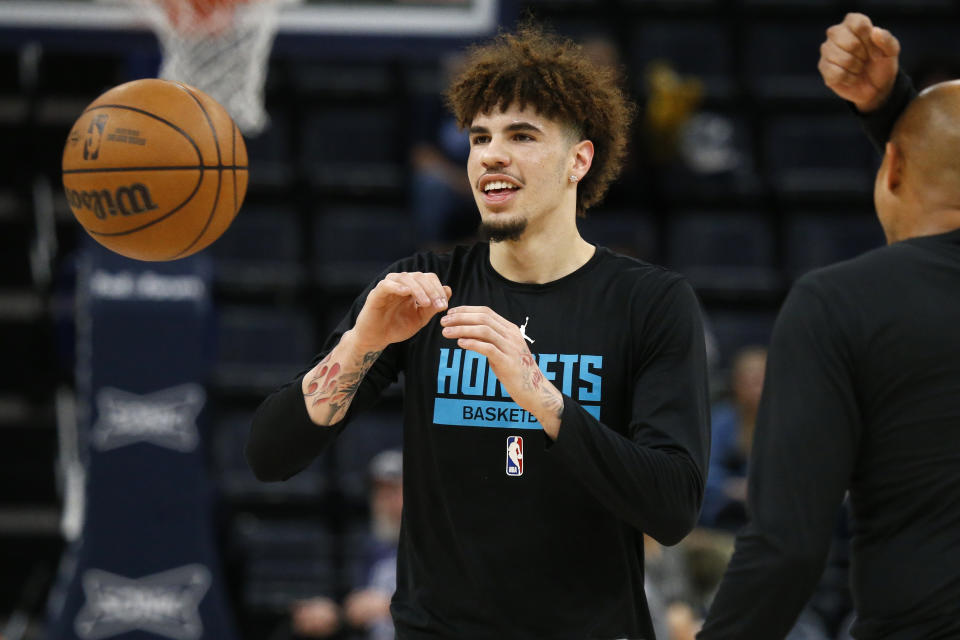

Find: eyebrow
468;122;544;135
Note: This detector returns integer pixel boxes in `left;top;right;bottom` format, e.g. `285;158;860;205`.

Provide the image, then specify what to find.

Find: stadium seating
707;310;779;368
667;211;780;294
214;411;330;501
244;114;294;189
215;305;316;393
629;21;734;100
312;206;416;291
785;213;887;277
332;409;404;508
232;515;339;610
211;205;304;290
301;107;404;193
743;23;834;101
764;115;876;198
578;210;659;263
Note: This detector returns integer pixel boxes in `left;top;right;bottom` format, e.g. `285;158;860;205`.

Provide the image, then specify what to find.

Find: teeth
483;180;519;192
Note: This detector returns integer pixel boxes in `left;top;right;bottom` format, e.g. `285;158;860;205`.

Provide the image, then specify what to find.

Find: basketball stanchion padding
62;78;248;261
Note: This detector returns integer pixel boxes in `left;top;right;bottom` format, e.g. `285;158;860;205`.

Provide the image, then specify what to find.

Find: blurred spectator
644;534;702;640
643;61;704;163
700;346;767;532
290;450;403;640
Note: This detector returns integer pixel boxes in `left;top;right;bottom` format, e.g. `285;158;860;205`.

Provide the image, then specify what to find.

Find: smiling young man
246;26;710;639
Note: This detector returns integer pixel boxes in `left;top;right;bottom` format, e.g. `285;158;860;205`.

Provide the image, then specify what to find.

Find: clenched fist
819;13;900;113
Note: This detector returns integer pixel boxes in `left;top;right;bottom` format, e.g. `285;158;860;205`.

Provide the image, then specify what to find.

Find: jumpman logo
520;317;535;344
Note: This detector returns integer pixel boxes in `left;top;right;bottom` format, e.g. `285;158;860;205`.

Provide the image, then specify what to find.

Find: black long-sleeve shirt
700;73;960;640
248;244;710;639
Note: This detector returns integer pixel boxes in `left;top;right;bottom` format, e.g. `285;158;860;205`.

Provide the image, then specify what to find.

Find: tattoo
519;351;563;420
304;349;382;424
544;389;564;420
519;353;544;390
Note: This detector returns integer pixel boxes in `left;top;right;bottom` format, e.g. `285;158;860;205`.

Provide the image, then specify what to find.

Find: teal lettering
558;354;578;396
461;351;486;396
437;348;462;394
537;353;558;383
485;369;503;397
579;355;603;402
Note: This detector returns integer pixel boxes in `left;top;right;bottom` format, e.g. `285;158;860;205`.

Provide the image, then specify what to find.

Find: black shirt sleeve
698;279;862;639
852;69;918;153
244;275;405;482
549;277;711;545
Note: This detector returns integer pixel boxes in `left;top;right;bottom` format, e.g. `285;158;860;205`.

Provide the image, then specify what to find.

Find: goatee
479;218;528;243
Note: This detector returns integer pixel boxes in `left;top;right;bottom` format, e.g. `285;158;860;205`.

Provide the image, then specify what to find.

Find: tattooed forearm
519;351;564;427
542;387;564;420
304;349;382;425
520;353;544;391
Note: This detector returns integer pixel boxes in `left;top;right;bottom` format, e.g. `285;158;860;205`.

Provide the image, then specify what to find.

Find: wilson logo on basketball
66;183;159;220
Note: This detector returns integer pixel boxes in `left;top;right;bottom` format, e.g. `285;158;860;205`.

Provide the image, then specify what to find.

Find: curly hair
446;25;635;216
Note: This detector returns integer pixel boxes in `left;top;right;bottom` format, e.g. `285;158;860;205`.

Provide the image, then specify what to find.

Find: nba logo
506;436;523;476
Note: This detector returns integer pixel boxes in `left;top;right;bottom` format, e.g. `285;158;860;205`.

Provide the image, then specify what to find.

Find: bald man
698;14;960;640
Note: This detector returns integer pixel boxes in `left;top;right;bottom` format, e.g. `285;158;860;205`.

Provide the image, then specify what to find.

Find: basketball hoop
126;0;299;136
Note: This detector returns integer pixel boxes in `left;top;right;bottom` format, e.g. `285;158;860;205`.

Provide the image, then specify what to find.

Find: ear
570;139;595;181
883;141;904;192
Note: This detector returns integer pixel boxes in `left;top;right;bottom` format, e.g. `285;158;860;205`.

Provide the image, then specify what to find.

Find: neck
904;207;960;241
488;217;595;284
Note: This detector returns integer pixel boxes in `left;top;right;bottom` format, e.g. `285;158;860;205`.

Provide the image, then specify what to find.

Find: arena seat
743;23;834;100
764;115;875;198
659;112;762;203
707;310;778;367
215;305;316;392
211;205;303;290
668;211;780;294
578;210;659;263
245;113;294;189
214;411;330;501
629;21;735;100
301;108;403;192
785;213;887;277
233;516;338;610
333;409;403;507
312;207;415;291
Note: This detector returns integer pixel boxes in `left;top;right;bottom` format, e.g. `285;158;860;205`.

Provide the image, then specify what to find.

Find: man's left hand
441;306;564;438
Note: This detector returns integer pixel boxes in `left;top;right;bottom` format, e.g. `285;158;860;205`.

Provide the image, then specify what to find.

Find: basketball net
130;0;298;136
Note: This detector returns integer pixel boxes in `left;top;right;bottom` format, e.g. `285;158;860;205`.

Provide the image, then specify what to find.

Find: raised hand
354;271;452;351
440;306;565;437
302;271;451;426
819;13;900;113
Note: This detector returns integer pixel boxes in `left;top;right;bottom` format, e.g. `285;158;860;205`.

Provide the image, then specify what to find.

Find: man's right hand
301;272;451;426
819;13;900;113
353;272;452;351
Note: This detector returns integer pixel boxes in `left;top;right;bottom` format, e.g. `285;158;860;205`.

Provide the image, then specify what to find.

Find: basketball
62;78;248;261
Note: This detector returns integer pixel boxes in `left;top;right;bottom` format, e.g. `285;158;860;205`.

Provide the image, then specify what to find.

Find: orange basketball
62;78;248;261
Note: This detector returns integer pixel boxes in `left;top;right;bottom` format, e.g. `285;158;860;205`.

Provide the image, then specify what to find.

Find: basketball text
66;183;160;219
433;348;603;428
